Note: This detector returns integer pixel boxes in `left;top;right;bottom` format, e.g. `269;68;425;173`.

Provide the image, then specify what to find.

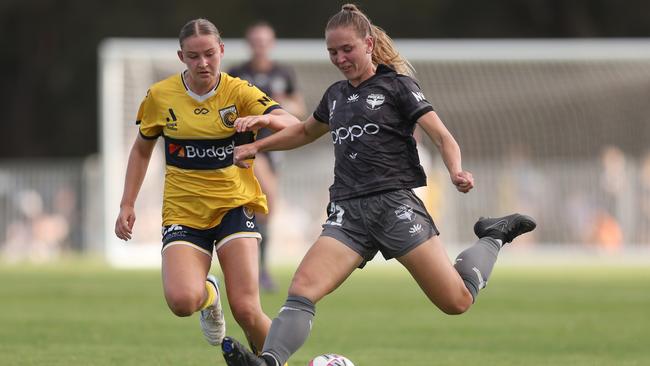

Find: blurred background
1;0;650;266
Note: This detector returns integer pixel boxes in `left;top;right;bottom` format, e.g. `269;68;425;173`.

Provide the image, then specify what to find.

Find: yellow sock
199;280;217;310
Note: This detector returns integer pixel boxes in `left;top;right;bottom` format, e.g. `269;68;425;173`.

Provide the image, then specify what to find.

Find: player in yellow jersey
114;18;300;353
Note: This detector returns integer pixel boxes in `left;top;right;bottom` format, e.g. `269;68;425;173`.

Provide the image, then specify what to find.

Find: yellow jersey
136;72;280;229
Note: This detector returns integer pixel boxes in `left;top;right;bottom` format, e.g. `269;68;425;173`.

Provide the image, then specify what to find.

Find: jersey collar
181;71;221;103
347;64;396;89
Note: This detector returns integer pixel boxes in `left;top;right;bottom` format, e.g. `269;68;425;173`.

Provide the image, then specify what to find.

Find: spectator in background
589;145;627;251
639;150;650;244
229;21;307;292
2;188;70;263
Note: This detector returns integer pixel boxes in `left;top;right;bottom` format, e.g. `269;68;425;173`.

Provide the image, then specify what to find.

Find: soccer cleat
200;274;226;346
473;213;536;244
222;337;269;366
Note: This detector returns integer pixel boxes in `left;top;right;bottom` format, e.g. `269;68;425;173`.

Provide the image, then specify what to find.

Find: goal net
99;38;650;267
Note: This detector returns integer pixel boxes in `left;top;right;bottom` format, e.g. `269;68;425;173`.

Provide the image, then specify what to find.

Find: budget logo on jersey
167;141;234;160
219;105;239;128
366;93;385;110
411;91;427;103
168;143;185;157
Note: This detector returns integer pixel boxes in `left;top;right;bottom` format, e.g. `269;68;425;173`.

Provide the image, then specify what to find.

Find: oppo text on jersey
330;123;380;145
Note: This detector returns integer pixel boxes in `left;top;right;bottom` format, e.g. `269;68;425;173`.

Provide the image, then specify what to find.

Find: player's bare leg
217;237;272;352
398;236;474;314
162;244;225;345
162;244;212;316
400;213;536;311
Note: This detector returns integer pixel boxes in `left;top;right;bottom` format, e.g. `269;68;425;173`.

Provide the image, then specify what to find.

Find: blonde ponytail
326;4;414;76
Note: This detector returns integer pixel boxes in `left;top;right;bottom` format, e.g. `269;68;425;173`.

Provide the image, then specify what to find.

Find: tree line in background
1;0;648;157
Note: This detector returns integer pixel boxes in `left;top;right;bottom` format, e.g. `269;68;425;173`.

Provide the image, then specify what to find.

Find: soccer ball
308;354;355;366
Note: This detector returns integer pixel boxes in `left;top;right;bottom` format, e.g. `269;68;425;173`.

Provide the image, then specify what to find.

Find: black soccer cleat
222;337;268;366
473;213;536;244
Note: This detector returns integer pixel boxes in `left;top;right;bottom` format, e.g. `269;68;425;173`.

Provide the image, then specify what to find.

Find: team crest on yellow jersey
219;105;238;128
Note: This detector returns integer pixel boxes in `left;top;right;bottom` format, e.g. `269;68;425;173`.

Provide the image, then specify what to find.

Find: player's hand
451;170;474;193
233;143;258;168
115;206;136;241
234;115;271;132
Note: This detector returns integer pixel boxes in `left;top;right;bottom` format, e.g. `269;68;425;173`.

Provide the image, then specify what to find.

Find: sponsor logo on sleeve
411;91;427;103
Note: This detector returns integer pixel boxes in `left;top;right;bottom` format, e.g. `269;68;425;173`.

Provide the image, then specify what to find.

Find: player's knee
165;289;203;317
438;295;472;315
288;271;320;300
229;299;262;329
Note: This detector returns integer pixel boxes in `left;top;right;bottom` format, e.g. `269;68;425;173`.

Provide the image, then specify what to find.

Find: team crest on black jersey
219;105;239;128
366;93;385;110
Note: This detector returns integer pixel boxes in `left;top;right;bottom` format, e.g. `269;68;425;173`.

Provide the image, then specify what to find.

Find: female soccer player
221;5;536;366
113;18;299;352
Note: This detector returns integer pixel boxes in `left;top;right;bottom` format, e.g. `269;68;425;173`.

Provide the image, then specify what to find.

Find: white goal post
99;38;650;268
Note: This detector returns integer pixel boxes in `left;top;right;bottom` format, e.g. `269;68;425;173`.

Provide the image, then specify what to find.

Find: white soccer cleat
200;274;226;346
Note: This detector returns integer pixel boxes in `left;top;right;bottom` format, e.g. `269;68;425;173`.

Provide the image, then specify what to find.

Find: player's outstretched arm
233;116;329;168
417;111;474;193
115;134;157;241
234;109;300;133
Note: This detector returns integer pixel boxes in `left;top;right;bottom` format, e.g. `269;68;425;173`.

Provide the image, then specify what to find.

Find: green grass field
1;262;649;366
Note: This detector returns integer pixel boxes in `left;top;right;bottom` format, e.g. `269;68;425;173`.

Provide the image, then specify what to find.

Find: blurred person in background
639;150;650;244
2;189;70;263
220;5;536;366
114;18;299;353
229;21;307;292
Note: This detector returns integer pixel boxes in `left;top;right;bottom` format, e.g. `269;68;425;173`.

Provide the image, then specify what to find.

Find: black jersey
228;62;297;98
313;64;435;201
229;62;298;166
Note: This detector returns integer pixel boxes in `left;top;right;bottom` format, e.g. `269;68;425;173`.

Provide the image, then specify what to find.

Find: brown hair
325;4;414;76
179;18;222;47
245;20;275;37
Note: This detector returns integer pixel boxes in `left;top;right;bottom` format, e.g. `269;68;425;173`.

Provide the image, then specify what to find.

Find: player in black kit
229;21;307;292
221;4;536;366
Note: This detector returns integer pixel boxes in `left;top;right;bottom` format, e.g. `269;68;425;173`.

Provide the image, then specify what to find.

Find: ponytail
326;4;414;76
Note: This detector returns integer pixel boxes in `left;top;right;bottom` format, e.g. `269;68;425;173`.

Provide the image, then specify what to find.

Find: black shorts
161;206;261;256
320;189;439;268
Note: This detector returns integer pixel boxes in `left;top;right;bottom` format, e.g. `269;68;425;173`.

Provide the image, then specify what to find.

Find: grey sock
262;296;315;365
453;237;501;301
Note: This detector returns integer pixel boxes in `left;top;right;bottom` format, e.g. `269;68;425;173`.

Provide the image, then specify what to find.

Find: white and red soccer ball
308;354;355;366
